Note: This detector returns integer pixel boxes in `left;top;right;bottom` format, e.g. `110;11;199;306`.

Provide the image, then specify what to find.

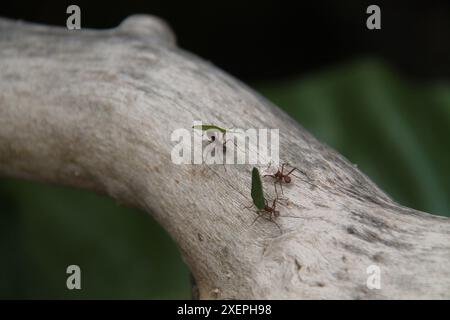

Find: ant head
206;131;218;142
284;176;291;183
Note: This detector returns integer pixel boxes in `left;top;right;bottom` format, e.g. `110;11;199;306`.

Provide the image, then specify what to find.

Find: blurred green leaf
0;179;190;299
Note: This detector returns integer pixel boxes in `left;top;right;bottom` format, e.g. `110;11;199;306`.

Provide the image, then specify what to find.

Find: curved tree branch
0;15;449;299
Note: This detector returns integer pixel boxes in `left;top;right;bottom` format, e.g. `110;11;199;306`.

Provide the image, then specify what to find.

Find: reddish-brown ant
250;197;282;232
263;163;299;194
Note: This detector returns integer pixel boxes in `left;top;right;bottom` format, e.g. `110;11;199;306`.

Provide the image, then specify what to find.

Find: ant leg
281;163;286;175
223;138;238;147
289;168;307;179
275;183;290;205
286;167;297;176
202;140;217;163
289;170;317;187
268;214;282;234
273;221;282;234
271;197;277;209
242;202;254;211
221;155;227;172
274;181;285;199
263;174;276;178
222;139;240;170
223;138;239;156
250;211;264;227
205;139;227;171
266;161;273;172
256;213;282;234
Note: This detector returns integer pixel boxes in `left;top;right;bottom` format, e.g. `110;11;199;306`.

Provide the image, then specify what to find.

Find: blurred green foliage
0;59;448;299
0;180;191;299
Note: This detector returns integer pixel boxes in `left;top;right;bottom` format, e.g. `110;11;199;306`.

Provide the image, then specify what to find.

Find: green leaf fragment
251;167;265;210
192;124;227;134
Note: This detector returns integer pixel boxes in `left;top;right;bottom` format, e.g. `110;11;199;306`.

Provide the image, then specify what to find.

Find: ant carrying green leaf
192;124;236;152
245;167;311;233
192;124;228;134
192;124;241;169
245;167;282;232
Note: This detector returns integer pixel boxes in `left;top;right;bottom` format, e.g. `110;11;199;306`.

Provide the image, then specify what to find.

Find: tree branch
0;15;449;299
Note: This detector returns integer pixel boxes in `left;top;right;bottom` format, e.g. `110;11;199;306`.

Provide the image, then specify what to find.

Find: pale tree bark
0;15;449;299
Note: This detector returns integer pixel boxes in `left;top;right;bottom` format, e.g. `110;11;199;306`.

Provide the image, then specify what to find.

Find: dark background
2;0;450;82
0;0;449;299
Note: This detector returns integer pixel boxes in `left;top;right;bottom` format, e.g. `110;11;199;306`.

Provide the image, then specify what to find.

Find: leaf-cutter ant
192;124;239;167
263;162;300;194
244;167;283;232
